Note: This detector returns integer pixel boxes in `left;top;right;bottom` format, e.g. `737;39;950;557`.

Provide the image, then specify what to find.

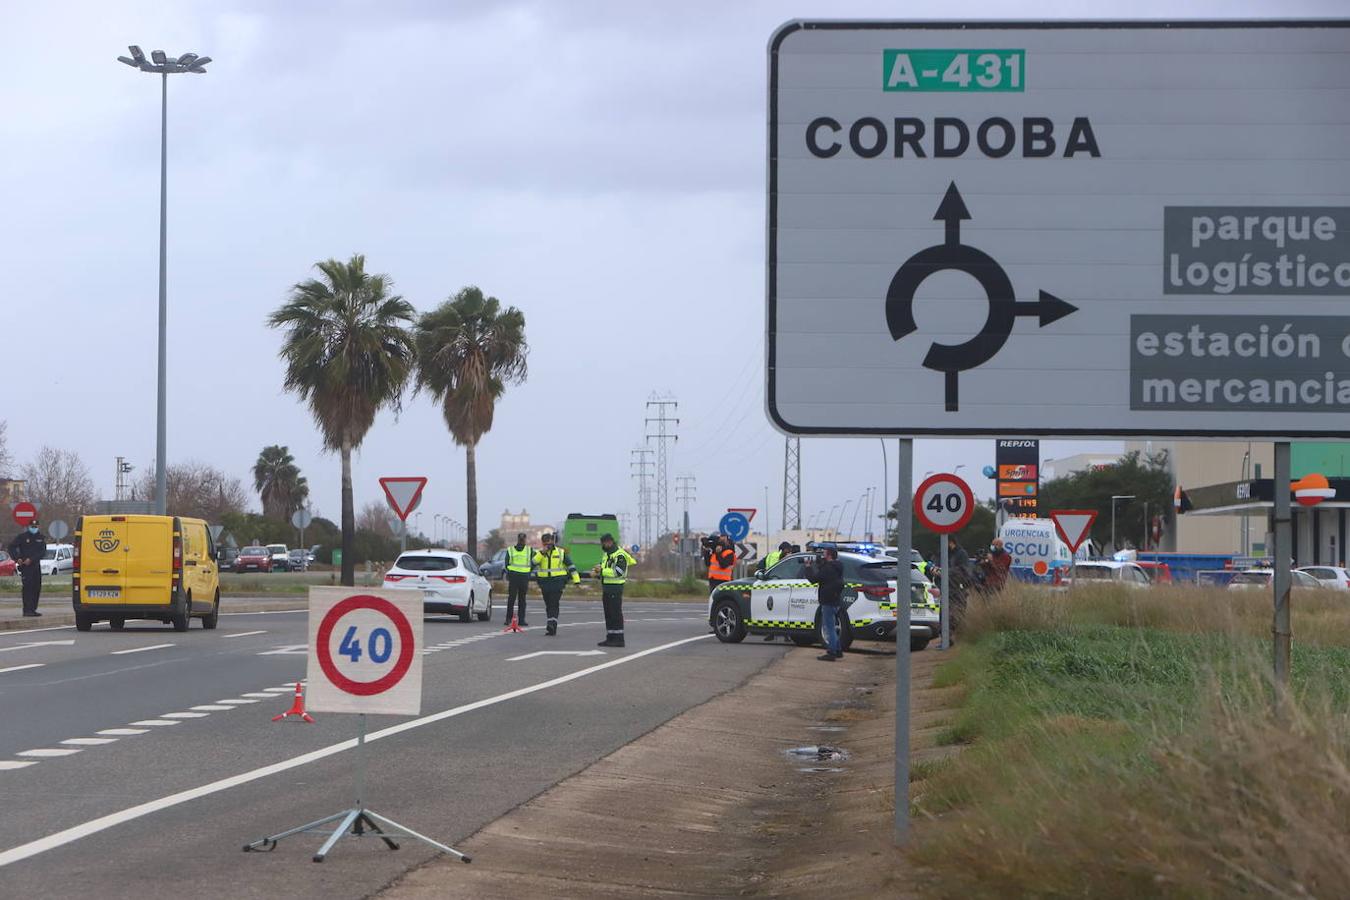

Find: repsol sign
805;116;1100;159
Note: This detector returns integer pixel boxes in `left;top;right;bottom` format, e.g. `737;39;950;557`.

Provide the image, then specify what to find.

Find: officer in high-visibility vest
755;540;793;576
592;533;636;647
533;532;578;636
705;533;736;595
503;532;533;626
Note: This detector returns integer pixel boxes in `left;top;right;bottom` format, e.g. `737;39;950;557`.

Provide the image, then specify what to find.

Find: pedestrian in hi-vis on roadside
504;532;533;627
8;518;47;617
806;545;844;661
533;532;578;636
592;533;636;648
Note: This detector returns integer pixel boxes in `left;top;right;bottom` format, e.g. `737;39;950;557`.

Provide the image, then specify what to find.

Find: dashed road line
216;698;258;705
0;664;43;675
130;720;180;727
161;712;208;719
189;705;234;712
61;738;117;746
241;692;278;698
0;761;37;770
258;644;307;656
17;748;82;758
224;630;268;639
110;644;175;656
98;729;149;736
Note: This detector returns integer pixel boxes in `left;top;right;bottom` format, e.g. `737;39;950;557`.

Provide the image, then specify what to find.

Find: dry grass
911;584;1350;898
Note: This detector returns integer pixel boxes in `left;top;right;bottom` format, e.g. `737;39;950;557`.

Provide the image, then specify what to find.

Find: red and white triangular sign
1050;509;1098;554
380;477;427;522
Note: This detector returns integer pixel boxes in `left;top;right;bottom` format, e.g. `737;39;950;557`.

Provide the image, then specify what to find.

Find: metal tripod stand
243;714;471;864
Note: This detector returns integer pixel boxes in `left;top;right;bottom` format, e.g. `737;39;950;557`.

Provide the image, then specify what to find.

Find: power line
630;447;654;550
646;394;679;539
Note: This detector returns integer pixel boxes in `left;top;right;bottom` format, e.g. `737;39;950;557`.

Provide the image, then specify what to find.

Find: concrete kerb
0;597;307;632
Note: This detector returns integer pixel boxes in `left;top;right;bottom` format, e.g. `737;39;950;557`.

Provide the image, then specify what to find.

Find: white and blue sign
630;544;640;555
718;512;750;542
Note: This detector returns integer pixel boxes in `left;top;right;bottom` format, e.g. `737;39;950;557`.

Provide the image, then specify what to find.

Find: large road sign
11;502;37;527
913;473;974;534
768;20;1350;439
291;508;313;530
718;511;750;542
306;588;423;716
1050;509;1098;554
379;477;426;521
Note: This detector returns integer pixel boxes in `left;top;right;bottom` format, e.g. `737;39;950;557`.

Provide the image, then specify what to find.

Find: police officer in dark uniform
8;519;47;617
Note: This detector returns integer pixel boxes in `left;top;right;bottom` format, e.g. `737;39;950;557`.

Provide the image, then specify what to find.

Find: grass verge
911;583;1350;898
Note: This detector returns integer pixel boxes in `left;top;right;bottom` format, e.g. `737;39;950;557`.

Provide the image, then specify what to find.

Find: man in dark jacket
703;534;736;595
806;546;844;661
8;520;47;617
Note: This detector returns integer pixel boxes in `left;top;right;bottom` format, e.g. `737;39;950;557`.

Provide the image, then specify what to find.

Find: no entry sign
306;588;423;716
11;502;37;527
913;473;974;534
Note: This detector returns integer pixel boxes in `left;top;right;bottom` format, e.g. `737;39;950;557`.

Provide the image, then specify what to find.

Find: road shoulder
383;643;948;898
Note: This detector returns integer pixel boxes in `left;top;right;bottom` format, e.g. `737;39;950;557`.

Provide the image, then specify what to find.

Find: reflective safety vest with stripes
600;548;638;585
533;546;572;579
707;548;735;581
761;550;783;571
506;545;533;574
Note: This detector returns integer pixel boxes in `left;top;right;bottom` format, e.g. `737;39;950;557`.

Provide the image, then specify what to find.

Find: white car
707;548;941;651
1065;560;1151;589
267;543;290;572
1296;566;1350;591
40;543;75;576
382;549;493;622
1228;569;1324;591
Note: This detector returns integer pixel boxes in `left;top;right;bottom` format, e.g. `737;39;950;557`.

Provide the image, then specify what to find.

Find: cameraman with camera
703;533;736;595
805;545;844;661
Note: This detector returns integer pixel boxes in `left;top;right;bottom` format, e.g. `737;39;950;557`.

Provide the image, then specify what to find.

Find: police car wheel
910;636;930;651
109;617;125;631
816;612;853;652
712;600;747;643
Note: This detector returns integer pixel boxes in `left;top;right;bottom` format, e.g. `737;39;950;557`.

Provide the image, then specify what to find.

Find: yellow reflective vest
533;546;576;581
506;545;533;574
599;548;638;585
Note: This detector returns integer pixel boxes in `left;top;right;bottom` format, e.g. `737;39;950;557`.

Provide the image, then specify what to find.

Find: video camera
700;534;721;550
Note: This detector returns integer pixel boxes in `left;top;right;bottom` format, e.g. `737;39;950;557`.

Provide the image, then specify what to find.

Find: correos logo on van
93;529;120;553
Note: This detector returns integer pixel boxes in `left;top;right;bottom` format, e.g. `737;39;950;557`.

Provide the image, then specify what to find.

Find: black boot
546;621;557;636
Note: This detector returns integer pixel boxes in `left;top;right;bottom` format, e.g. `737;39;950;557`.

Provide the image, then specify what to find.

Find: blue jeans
820;603;841;655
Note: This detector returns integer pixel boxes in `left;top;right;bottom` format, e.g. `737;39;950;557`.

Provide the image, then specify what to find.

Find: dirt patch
381;647;962;899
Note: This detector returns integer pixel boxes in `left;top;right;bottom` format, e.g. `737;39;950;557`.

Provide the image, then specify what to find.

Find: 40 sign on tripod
306;588;423;716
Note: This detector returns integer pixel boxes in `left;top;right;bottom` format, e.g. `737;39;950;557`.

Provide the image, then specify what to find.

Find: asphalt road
0;598;789;898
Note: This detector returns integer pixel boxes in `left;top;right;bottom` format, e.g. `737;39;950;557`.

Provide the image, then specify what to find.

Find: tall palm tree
252;445;309;520
414;286;527;559
268;254;416;585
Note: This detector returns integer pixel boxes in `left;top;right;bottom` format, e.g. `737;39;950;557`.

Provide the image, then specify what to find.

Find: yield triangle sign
379;477;427;521
1050;509;1098;554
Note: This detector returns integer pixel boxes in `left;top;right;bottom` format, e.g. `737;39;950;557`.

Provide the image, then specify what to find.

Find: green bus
561;513;621;576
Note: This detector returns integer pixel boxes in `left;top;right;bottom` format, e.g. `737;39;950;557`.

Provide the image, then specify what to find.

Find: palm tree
414;286;527;559
268;255;416;585
252;445;309;520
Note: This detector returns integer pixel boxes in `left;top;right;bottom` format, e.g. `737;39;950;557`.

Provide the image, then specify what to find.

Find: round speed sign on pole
913;473;975;534
306;588;424;716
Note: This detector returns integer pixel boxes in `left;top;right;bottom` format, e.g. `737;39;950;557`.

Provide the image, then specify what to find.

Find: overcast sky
2;0;1340;541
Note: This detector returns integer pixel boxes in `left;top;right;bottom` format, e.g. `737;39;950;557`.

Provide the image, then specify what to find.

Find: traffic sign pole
894;438;912;846
939;535;950;651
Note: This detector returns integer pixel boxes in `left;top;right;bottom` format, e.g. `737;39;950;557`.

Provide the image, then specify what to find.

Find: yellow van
73;515;221;632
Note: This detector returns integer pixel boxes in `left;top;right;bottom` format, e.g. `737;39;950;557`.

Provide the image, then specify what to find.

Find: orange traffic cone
502;614;524;633
271;681;315;723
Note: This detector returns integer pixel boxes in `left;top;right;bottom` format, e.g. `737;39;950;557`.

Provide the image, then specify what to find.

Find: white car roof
1076;560;1137;569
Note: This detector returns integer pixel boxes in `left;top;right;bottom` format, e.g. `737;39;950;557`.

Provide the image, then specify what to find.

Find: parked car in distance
1296;565;1350;591
287;549;309;572
1065;560;1151;589
40;543;75;576
217;546;240;571
382;549;493;622
0;550;15;576
1135;560;1173;584
267;543;290;572
481;548;508;580
234;546;273;573
1228;568;1324;591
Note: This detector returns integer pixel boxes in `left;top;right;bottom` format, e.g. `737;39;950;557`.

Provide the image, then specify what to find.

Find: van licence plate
88;589;121;599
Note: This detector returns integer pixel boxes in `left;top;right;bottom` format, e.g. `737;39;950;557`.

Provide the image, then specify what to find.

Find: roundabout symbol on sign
885;181;1078;412
913;473;975;535
315;595;415;697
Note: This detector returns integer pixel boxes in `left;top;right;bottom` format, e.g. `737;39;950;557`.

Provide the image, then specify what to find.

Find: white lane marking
110;643;175;656
160;712;208;719
224;630;268;639
241;693;277;698
61;738;118;746
0;761;37;770
0;632;713;867
0;640;75;654
17;748;82;758
261;687;295;693
98;729;149;736
0;624;76;637
220;609;305;616
508;650;606;661
258;644;307;656
0;664;43;675
215;699;258;705
190;705;233;712
130;720;180;727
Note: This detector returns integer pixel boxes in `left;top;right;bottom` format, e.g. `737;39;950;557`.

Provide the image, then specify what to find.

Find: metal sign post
1273;442;1292;706
939;537;950;650
894;440;912;844
244;589;468;864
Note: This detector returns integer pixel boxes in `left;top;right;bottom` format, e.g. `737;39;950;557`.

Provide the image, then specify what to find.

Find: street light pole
118;46;210;516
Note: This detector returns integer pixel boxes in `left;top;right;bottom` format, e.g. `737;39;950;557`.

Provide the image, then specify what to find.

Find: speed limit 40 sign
306;588;424;716
913;473;975;534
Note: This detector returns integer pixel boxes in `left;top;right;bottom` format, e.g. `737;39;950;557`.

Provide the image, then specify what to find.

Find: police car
706;543;941;652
